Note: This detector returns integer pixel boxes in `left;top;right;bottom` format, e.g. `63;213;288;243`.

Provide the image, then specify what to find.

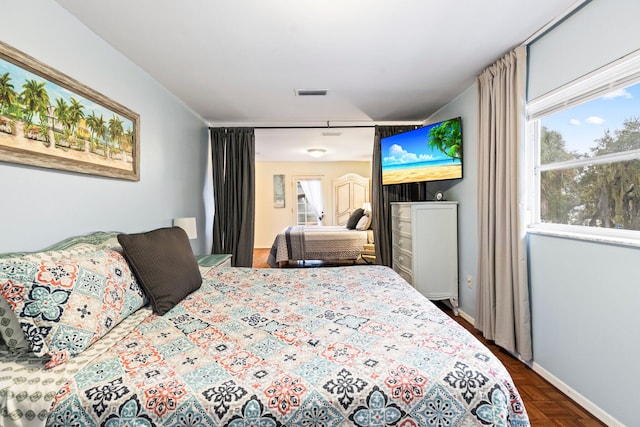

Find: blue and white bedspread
0;306;151;427
26;266;529;426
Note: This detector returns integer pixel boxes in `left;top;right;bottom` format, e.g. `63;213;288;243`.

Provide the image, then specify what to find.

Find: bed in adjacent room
0;230;530;427
267;207;373;268
266;225;371;267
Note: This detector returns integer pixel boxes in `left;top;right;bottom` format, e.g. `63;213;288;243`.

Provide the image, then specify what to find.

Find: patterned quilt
0;307;152;427
267;226;369;266
38;265;528;426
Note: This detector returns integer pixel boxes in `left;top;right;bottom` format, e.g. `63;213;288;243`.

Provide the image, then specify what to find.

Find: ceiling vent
321;131;342;137
295;89;328;96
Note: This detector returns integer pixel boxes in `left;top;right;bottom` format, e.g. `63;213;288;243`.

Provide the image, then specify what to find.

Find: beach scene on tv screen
382;118;462;185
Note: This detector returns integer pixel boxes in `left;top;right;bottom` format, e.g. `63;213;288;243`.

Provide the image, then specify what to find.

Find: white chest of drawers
391;202;458;313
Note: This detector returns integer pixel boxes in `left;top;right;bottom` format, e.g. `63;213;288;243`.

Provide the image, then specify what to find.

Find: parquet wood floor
435;303;606;426
252;248;606;426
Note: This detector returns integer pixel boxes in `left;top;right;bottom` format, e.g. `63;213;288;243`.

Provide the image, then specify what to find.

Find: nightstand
361;243;376;264
196;254;232;273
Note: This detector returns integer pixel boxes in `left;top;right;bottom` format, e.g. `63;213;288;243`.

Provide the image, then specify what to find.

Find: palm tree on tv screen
428;119;461;161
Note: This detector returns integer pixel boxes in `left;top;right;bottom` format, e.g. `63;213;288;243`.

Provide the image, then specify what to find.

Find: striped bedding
267;226;369;267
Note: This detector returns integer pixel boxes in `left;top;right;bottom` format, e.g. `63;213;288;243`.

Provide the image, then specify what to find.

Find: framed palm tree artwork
0;41;140;181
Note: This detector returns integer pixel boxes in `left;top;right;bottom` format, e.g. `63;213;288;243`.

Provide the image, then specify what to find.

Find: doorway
292;176;324;226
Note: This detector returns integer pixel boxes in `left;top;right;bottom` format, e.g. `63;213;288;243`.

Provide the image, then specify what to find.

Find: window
293;177;324;226
527;52;640;241
296;182;318;225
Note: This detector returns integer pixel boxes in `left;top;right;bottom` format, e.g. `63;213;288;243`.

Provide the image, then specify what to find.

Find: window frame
526;49;640;246
296;184;318;225
291;175;324;226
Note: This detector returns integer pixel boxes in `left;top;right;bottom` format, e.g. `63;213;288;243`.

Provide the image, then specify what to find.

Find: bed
267;226;370;267
267;207;374;268
0;230;530;427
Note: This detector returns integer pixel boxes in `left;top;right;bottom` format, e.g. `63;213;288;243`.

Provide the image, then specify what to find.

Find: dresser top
391;201;458;205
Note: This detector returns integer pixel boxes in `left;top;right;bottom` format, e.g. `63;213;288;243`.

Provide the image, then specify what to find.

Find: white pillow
355;211;372;231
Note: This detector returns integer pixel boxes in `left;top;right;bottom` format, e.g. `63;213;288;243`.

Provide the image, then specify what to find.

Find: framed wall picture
0;41;140;181
273;174;285;208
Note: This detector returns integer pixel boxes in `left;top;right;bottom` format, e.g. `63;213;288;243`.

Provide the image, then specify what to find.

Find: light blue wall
0;0;209;255
426;86;479;315
529;234;639;425
526;1;640;424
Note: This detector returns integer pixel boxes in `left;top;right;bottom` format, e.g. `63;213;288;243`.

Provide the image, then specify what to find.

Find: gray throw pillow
346;208;365;229
118;227;202;315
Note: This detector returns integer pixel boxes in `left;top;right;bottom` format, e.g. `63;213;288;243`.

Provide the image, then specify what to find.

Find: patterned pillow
0;233;122;354
0;248;148;368
0;296;29;351
0;231;122;262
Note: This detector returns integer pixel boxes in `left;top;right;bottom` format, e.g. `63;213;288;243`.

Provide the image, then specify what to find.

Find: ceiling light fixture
307;148;327;158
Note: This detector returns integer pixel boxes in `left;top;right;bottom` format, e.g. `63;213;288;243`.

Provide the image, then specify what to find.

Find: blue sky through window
541;82;640;156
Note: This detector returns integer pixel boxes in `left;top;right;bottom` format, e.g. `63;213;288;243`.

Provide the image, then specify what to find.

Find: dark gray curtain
371;125;421;267
210;127;255;267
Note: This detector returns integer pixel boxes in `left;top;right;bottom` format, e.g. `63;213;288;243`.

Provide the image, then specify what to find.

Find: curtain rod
252;125;375;129
524;0;590;45
209;123;422;130
209;120;423;130
208;125;374;130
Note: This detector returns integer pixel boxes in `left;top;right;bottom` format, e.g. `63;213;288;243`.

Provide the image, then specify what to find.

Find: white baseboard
531;363;623;427
457;308;474;325
456;309;622;426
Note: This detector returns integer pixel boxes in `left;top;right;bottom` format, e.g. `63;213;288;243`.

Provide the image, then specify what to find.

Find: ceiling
55;0;577;162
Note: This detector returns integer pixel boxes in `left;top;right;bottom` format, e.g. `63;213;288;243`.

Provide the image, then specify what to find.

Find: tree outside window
531;77;640;234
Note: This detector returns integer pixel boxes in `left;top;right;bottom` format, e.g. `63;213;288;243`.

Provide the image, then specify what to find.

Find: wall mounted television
381;117;462;185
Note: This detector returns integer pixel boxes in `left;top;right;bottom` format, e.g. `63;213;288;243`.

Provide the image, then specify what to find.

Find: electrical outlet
466;275;473;288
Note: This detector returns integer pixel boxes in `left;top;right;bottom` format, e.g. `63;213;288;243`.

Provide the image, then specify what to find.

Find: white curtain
476;45;532;361
203;132;214;254
299;179;324;225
